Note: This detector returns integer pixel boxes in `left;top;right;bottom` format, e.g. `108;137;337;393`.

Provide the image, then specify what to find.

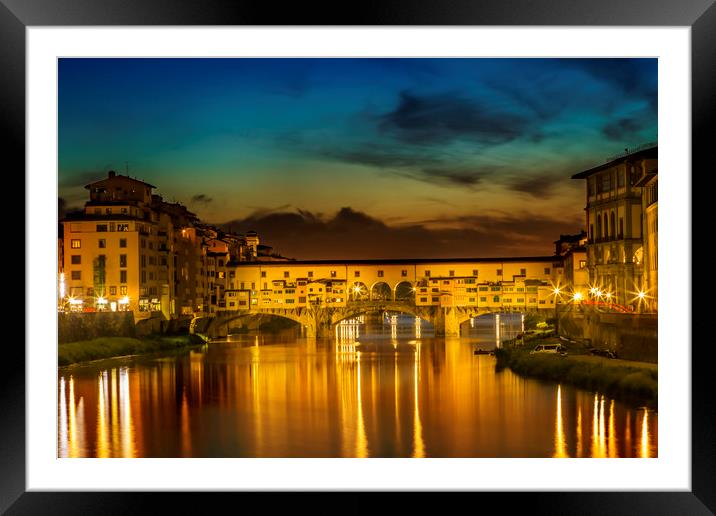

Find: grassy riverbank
495;344;657;408
58;334;206;366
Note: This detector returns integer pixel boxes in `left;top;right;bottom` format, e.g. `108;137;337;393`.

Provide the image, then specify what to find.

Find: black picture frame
4;0;711;513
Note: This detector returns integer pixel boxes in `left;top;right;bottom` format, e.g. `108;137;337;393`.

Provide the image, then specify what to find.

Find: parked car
589;348;618;359
530;344;564;354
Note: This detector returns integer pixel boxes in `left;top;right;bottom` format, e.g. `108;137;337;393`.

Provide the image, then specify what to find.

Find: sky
58;58;657;259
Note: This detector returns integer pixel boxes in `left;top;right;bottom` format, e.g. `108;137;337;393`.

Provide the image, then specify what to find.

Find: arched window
619;217;624;239
610;212;616;239
596;214;602;241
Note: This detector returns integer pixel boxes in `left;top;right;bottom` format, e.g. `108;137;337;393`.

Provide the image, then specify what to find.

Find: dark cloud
318;144;443;169
59;169;112;188
505;174;564;199
396;167;496;189
379;91;535;145
602;117;646;142
563;59;658;113
190;194;213;205
58;197;82;219
217;207;583;260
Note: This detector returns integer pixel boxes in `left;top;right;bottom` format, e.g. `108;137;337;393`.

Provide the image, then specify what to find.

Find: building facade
571;145;657;310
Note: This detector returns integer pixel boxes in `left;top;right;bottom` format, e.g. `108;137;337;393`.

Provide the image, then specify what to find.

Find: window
141;239;146;249
431;297;439;303
589;224;594;241
619;218;624;239
449;270;455;277
109;286;117;295
96;224;108;232
119;238;127;248
308;271;313;278
420;297;428;303
70;255;81;265
71;271;81;280
472;269;478;276
299;297;306;303
120;286;127;295
618;170;625;187
141;271;146;283
120;270;127;283
217;271;225;279
496;269;502;276
71;239;81;249
480;297;487;302
520;268;526;276
86;288;94;297
544;268;550;275
284;271;289;278
98;239;106;248
425;270;431;277
105;208;111;214
261;271;266;278
600;173;612;193
354;271;360;278
493;296;500;302
479;286;488;292
119;254;127;267
517;298;524;303
140;255;146;267
401;270;407;277
378;270;384;277
579;260;587;269
432;288;439;293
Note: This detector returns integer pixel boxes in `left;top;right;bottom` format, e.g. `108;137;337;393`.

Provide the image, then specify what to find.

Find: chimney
108;170;116;178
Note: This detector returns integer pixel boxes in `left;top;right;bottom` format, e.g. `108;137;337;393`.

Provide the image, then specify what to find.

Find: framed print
4;0;712;513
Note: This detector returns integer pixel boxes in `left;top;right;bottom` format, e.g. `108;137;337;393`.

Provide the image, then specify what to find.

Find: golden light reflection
68;376;79;458
180;387;192;457
119;368;135;458
553;385;568;457
355;351;368;457
608;400;617;458
59;377;67;457
412;343;425;458
111;368;120;454
576;404;582;458
97;372;109;458
640;408;651;458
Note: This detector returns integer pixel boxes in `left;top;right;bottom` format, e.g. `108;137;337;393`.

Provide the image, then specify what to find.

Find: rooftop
571;144;657;179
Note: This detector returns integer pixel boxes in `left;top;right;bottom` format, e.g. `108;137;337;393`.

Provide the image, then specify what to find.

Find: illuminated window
331;271;337;278
71;239;81;249
120;286;127;295
109;286;117;295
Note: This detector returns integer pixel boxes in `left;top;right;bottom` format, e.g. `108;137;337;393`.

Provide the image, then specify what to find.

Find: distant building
554;232;588;297
571;145;657;310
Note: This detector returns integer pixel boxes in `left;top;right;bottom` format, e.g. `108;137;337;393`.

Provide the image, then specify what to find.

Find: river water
58;313;657;458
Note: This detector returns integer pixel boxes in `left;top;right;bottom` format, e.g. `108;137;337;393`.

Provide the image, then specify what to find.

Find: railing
604;141;657;163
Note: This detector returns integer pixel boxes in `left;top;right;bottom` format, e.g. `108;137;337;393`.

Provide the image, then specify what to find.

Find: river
58;313;657;458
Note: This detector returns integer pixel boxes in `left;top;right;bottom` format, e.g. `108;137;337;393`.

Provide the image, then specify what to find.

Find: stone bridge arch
205;309;306;338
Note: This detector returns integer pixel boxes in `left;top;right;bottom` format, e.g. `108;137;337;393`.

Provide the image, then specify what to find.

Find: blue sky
59;58;657;259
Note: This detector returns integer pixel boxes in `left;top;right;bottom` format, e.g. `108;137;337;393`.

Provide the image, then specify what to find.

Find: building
554;232;589;298
634;164;658;311
571;144;657;310
220;257;565;313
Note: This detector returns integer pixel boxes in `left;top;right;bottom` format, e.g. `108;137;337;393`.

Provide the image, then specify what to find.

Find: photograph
55;57;659;459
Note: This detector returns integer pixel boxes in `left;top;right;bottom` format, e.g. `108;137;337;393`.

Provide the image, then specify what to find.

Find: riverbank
58;334;206;366
494;340;657;408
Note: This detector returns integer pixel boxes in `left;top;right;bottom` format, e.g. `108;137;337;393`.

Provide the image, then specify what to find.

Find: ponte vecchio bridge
200;256;563;338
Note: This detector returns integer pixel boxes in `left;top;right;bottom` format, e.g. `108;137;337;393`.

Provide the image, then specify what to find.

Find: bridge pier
434;307;461;337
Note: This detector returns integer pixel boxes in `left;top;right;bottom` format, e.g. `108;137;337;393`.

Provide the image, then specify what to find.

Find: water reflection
58;313;658;458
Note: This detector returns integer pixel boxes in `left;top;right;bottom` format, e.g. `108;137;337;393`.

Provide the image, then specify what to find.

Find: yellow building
571;144;657;309
634;165;658;310
222;258;563;313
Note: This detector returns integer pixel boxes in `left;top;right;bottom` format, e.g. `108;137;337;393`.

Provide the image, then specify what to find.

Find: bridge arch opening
394;281;414;301
370;282;392;301
349;281;369;301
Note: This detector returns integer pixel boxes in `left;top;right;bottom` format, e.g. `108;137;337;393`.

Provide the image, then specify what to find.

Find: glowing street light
572;292;583;302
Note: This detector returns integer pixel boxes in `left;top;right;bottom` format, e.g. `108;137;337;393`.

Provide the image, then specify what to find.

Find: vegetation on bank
494;345;657;408
58;334;206;366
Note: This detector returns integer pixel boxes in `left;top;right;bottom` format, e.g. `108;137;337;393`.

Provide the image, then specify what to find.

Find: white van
530;343;562;354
